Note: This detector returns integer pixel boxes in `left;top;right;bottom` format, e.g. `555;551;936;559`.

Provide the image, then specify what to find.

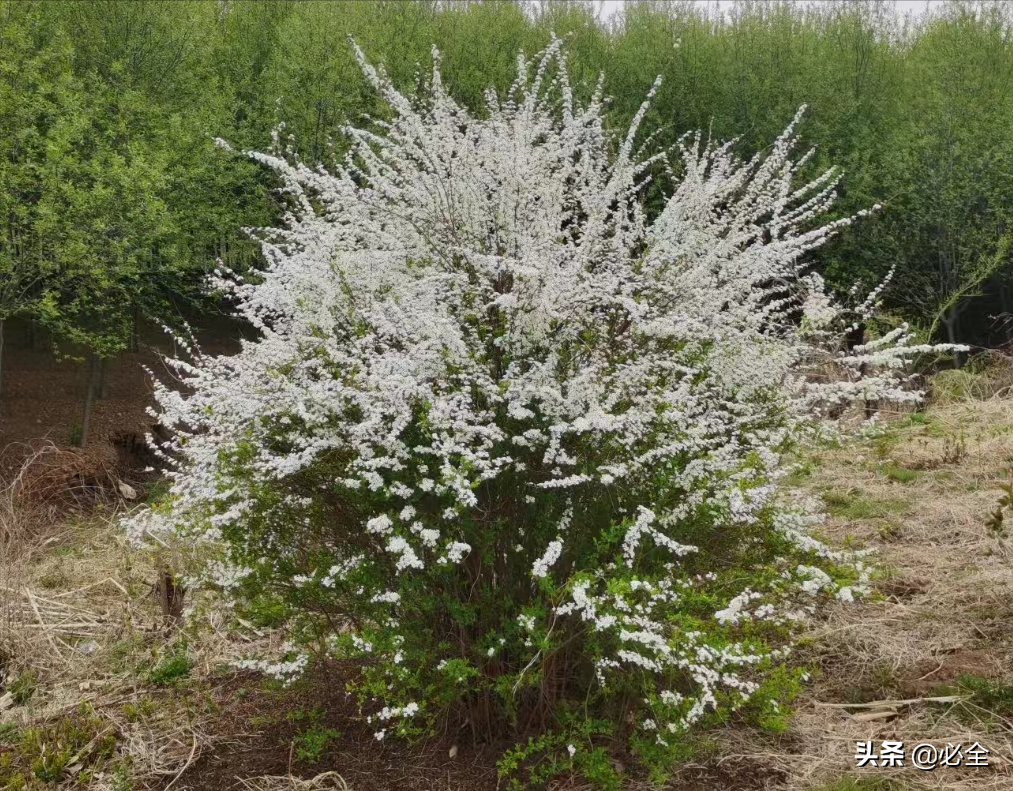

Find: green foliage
1;0;1013;362
955;674;1013;716
0;0;273;367
287;708;340;765
7;670;38;705
120;696;156;722
929;674;1013;729
823;490;908;520
146;642;191;687
498;719;623;791
143;476;172;505
211;413;866;788
878;464;920;484
0;702;117;789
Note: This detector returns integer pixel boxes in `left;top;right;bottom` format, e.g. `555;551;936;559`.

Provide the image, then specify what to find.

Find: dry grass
235;773;350;791
0;450;269;790
694;396;1013;791
930;351;1013;405
1;443;64;679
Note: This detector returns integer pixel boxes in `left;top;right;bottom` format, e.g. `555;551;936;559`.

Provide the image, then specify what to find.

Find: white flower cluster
129;39;958;748
233;647;308;684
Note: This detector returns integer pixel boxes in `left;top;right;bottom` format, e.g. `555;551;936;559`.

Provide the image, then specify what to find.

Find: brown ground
170;665;505;791
166;665;792;791
0;317;243;491
724;399;1013;790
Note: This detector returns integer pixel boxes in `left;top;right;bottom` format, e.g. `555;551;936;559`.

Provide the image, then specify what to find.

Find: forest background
1;0;1012;448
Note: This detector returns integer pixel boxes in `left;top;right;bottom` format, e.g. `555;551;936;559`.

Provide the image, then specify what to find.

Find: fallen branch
813;695;967;709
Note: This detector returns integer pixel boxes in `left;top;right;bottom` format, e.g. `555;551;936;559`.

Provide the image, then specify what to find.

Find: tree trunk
155;567;185;630
79;353;100;448
942;309;963;368
97;357;107;400
130;307;140;353
0;318;5;434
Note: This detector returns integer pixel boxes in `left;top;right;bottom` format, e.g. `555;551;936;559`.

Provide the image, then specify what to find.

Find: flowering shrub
132;40;957;787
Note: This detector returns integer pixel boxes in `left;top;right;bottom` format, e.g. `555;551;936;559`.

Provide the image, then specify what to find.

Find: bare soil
0;317;243;473
166;665;505;791
164;662;789;791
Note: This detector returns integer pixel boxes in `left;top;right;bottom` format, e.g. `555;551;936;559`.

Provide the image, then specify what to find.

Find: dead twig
813;695;967;709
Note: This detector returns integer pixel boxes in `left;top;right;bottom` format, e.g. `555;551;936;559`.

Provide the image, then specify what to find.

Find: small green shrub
879;464;920;484
121;697;157;722
823;491;907;520
8;671;38;705
0;702;117;788
285;707;340;764
955;674;1013;716
147;644;191;686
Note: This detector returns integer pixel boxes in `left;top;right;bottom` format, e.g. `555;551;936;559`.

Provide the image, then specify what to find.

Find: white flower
367;515;394;535
532;538;563;579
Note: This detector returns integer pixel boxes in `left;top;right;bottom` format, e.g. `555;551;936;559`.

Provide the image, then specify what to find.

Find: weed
109;758;134;791
813;778;907;791
878;464;920;484
287;707;340;764
942;430;967;464
985;471;1013;537
955;674;1013;716
147;643;191;687
143;477;172;504
293;724;340;764
0;702;117;789
8;671;37;705
786;459;816;484
823;491;908;521
121;696;157;722
108;632;146;673
35;563;70;589
870;662;900;695
872;434;898;460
